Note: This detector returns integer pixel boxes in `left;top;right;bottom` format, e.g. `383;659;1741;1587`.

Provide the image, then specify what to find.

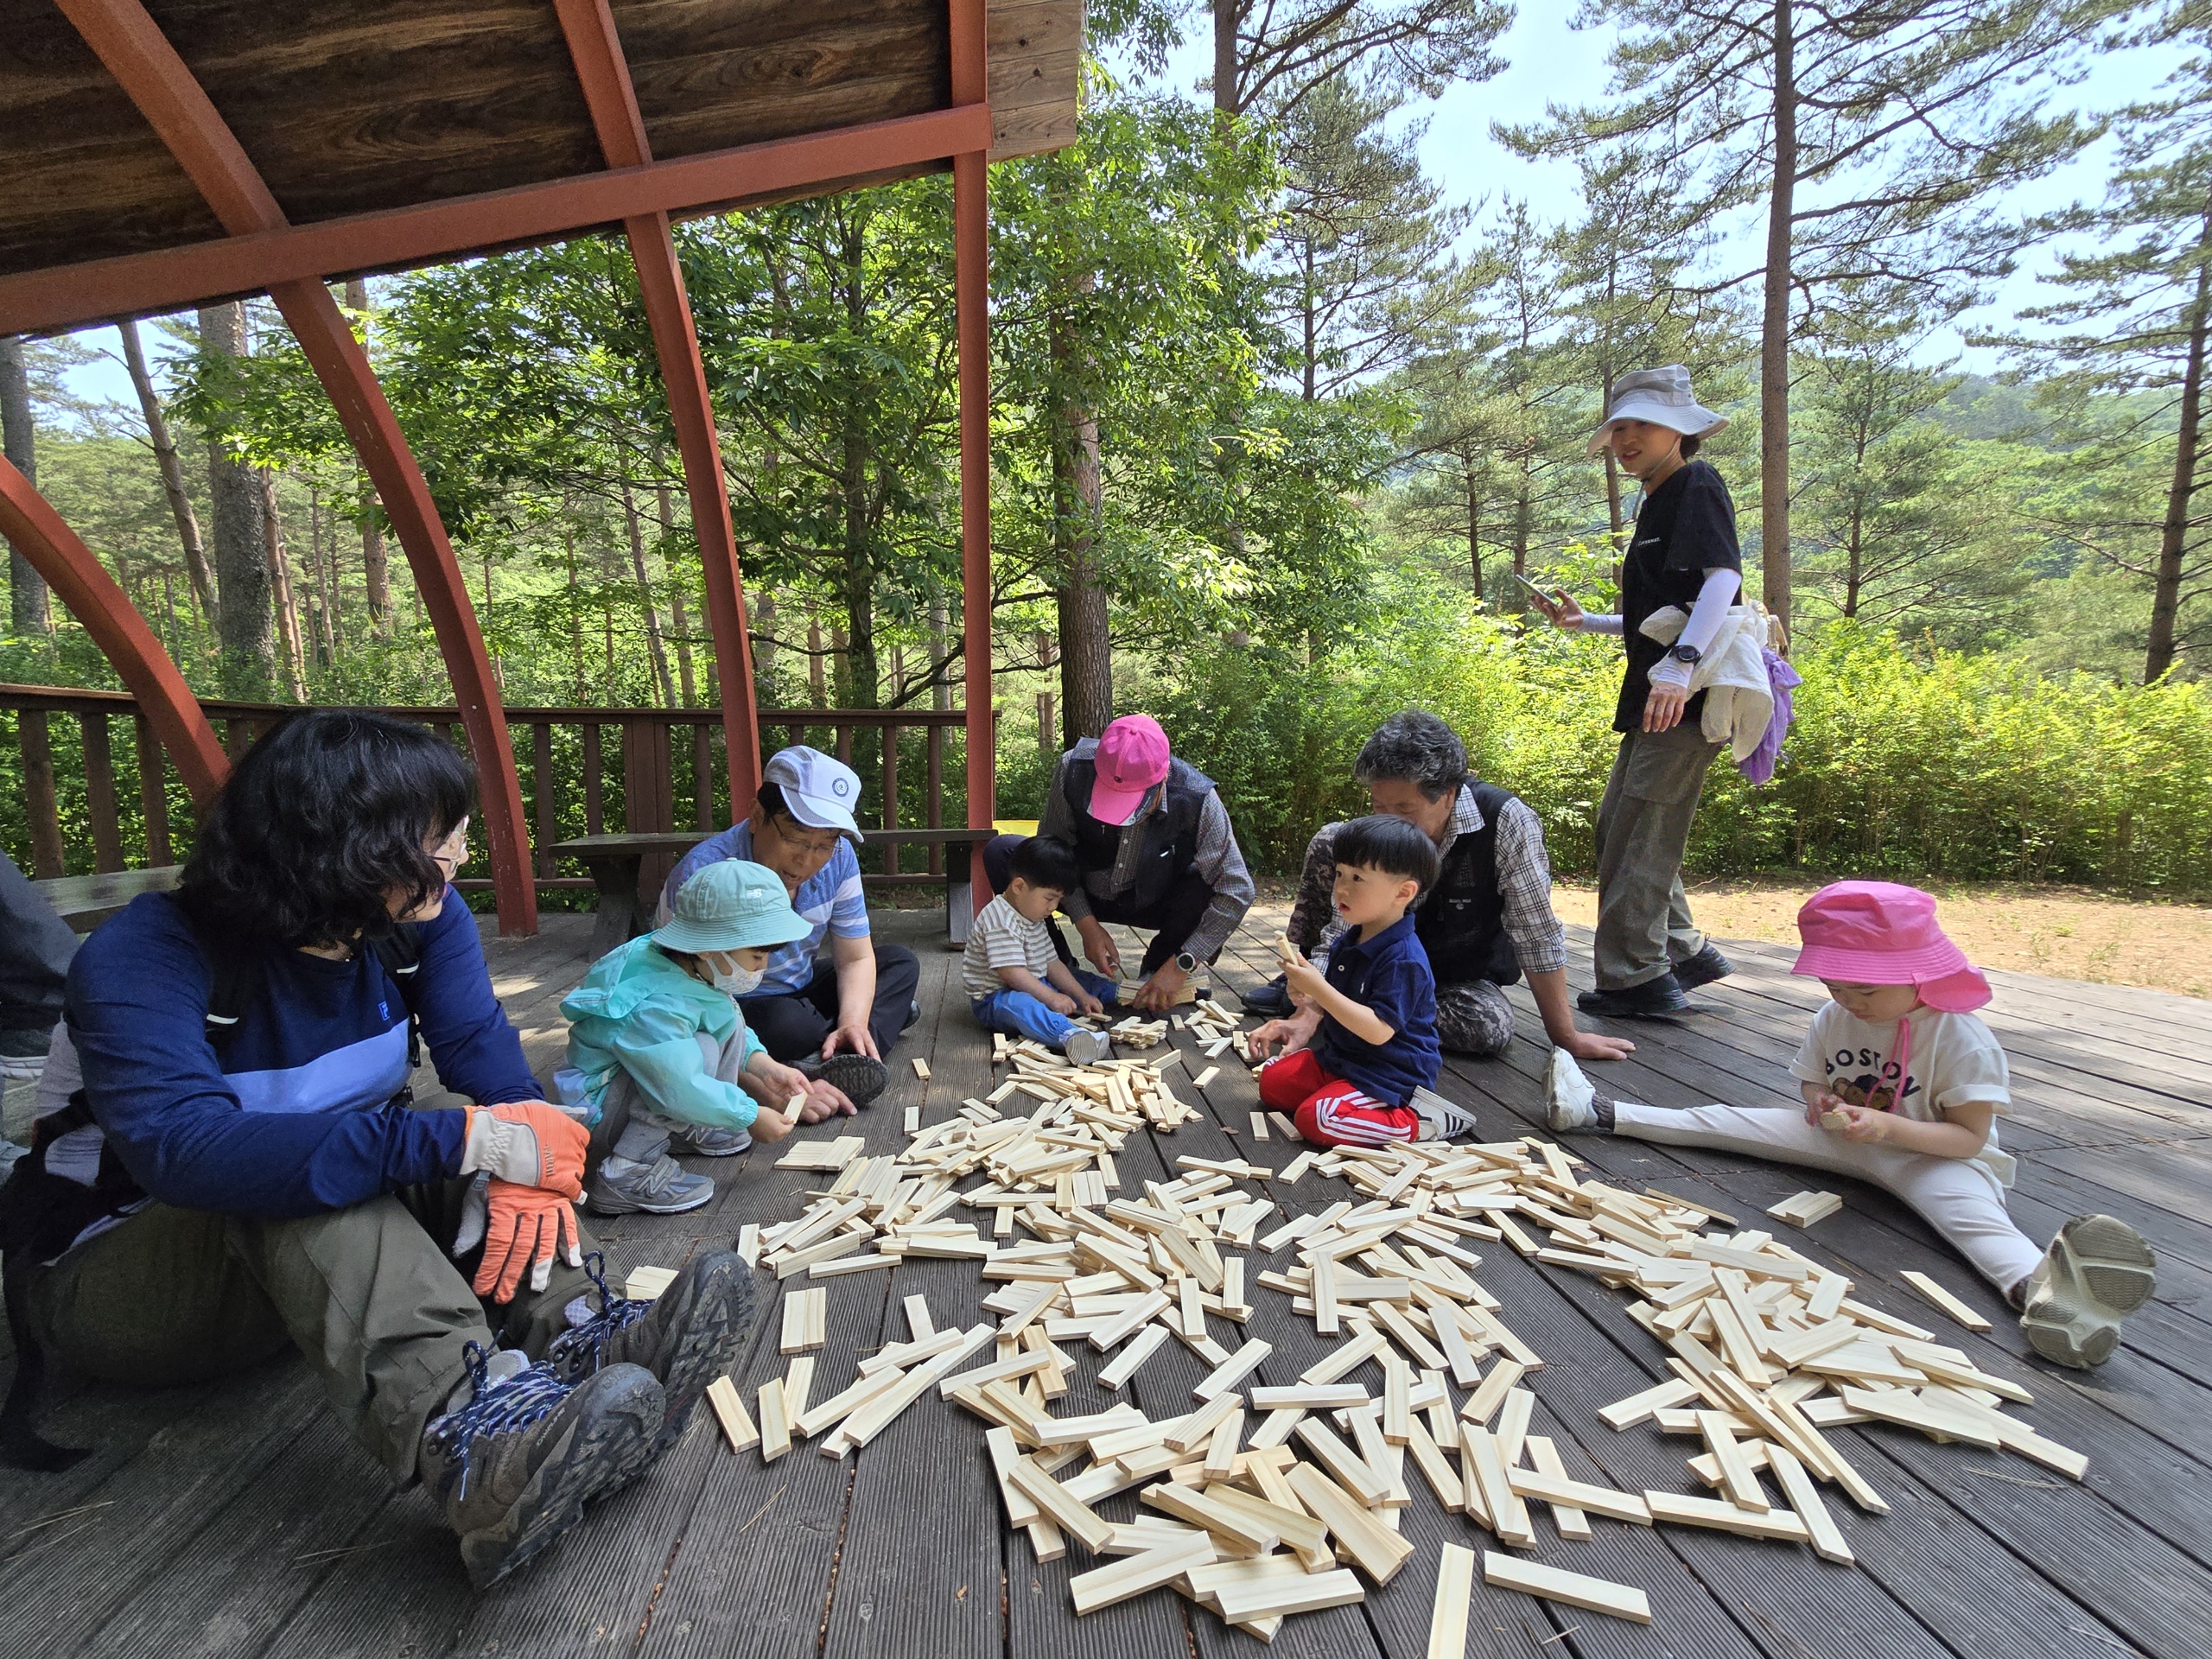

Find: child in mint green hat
561;860;844;1215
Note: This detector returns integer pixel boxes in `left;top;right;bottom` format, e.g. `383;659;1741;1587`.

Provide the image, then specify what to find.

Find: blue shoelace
545;1252;652;1384
426;1340;572;1501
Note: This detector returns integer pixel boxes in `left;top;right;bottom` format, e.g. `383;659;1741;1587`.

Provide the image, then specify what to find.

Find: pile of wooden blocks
1105;1015;1170;1050
1767;1188;1843;1228
1184;998;1251;1063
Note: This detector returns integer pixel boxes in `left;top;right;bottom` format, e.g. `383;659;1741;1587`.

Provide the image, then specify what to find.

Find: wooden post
951;0;994;905
81;710;124;873
582;721;604;835
19;709;63;878
134;713;171;865
926;721;944;874
882;717;899;875
531;721;557;879
694;721;714;829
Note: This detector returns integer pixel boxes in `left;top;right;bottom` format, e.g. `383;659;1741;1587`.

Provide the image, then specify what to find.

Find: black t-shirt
1614;458;1744;734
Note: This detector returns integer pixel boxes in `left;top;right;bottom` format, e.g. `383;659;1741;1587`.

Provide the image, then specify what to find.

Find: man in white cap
989;715;1255;1013
658;746;919;1106
1530;365;1744;1017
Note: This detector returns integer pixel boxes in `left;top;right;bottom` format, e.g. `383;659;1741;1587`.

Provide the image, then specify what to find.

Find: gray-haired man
1249;712;1633;1065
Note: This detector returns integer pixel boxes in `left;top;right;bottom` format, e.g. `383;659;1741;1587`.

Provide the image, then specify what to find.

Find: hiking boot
2018;1214;2156;1369
1546;1049;1612;1134
546;1252;757;1453
804;1052;887;1107
1242;977;1294;1019
585;1153;715;1216
1064;1028;1113;1066
903;998;922;1032
669;1122;752;1158
418;1342;663;1589
1670;944;1733;991
1408;1086;1476;1142
1576;974;1689;1019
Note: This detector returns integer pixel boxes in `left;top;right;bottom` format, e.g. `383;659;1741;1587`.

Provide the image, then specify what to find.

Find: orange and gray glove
460;1101;588;1200
454;1173;583;1302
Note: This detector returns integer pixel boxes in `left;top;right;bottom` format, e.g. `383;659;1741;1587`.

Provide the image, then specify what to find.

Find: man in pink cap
988;715;1255;1014
1542;880;2157;1368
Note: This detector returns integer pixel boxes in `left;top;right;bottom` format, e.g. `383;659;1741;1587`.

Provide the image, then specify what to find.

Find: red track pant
1256;1048;1419;1148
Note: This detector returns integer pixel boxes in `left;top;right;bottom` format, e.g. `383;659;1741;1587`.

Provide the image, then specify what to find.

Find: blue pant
970;970;1118;1048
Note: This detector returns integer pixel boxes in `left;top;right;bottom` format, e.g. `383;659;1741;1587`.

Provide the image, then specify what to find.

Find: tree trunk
1212;0;1241;114
837;219;880;716
343;282;392;632
261;470;308;699
0;336;51;637
1051;330;1111;739
118;317;216;626
1301;238;1319;402
807;612;826;705
199;303;275;696
1464;472;1484;601
654;474;698;706
1842;504;1864;619
2147;203;2212;684
929;595;950;710
621;480;677;707
309;486;338;662
1510;481;1530;580
1759;0;1797;633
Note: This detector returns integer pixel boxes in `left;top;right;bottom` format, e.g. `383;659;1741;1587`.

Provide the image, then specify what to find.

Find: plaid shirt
1286;784;1567;977
1036;767;1255;963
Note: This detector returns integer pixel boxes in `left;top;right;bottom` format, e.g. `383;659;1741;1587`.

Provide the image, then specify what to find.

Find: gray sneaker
669;1123;752;1157
585;1154;715;1216
418;1342;663;1588
1408;1086;1476;1141
1064;1028;1112;1066
2018;1214;2156;1368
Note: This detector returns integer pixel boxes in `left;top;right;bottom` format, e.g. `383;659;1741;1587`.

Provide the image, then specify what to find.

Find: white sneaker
2018;1214;2155;1368
1064;1028;1112;1066
1546;1049;1599;1133
1408;1086;1476;1141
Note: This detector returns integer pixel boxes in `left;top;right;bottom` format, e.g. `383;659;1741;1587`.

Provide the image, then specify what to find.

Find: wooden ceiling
0;0;1079;285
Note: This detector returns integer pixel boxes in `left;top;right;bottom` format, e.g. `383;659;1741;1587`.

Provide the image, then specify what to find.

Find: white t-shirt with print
962;896;1060;1000
1789;1001;2016;1186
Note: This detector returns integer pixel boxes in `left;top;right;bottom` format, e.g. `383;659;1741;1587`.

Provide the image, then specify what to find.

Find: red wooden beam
0;455;228;809
57;0;537;932
553;0;763;805
0;106;995;339
951;0;995;903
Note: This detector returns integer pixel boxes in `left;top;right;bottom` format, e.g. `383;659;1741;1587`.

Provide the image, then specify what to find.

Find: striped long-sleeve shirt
1035;768;1255;963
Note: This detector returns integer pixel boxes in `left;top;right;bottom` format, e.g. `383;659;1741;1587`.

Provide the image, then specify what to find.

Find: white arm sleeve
1648;569;1739;687
1578;613;1624;636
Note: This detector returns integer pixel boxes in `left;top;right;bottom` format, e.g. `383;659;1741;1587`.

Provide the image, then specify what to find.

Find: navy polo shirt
1313;911;1440;1108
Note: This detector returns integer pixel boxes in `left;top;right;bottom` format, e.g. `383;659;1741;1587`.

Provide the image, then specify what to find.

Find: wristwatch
1174;950;1199;974
1667;644;1702;666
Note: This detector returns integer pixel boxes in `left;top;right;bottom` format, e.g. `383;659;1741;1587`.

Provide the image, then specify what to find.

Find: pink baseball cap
1791;880;1991;1012
1088;715;1173;825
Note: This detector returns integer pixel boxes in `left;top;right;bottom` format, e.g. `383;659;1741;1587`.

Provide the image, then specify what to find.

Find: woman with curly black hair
1;711;751;1587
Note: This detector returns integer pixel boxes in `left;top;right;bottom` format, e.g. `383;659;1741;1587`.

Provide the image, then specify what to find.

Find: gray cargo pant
1592;723;1725;990
25;1179;599;1478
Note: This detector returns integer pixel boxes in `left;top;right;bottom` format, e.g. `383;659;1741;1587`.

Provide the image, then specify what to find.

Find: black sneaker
1671;944;1733;991
1242;977;1294;1019
547;1252;757;1453
1576;974;1689;1018
805;1051;887;1107
419;1343;663;1589
902;998;922;1032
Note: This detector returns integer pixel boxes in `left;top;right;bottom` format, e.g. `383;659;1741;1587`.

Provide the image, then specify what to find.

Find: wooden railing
0;683;980;896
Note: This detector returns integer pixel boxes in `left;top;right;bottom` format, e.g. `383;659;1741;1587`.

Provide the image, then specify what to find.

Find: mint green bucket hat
652;859;811;953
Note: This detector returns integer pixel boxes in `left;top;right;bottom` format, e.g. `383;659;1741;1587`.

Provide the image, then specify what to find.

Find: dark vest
1414;781;1522;988
1062;741;1217;915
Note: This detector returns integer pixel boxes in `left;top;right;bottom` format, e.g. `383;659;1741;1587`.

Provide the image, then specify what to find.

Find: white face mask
707;958;765;996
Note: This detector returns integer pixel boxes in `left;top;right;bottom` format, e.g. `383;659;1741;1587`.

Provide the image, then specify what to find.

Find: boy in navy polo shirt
1252;816;1457;1146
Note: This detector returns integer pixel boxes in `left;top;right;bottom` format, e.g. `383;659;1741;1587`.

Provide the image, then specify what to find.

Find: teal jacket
561;936;765;1130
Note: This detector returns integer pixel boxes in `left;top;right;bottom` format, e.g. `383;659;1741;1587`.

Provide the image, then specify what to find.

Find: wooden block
1494;1387;1534;1468
1251;1383;1369;1411
1195;1338;1272;1402
1099;1324;1171;1390
1425;1541;1477;1659
781;1287;826;1355
1696;1410;1770;1511
1302;1327;1388;1387
625;1265;678;1301
782;1356;816;1425
1214;1566;1366;1623
1404;1417;1465;1510
1837;1385;2001;1449
1900;1270;1994;1333
1766;1444;1853;1566
1643;1490;1810;1541
1249;1111;1269;1141
1296;1419;1393;1508
904;1293;935;1341
1460;1359;1526;1426
1192;1065;1219;1090
705;1376;760;1452
1525;1436;1593;1539
1311;1253;1340;1336
1482;1552;1651;1624
1599;1376;1700;1430
1202;1406;1247;1484
1141;1480;1274;1554
1460;1425;1535;1548
735;1224;760;1270
903;1105;920;1134
1202;1483;1333;1573
1284;1463;1417;1586
759;1379;791;1462
912;1057;931;1079
1008;1458;1115;1552
1820;1109;1849;1130
1504;1465;1654;1526
1069;1538;1217;1615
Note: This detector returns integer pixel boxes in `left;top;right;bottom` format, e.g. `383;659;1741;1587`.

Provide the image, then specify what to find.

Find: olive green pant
25;1181;598;1478
1592;723;1726;989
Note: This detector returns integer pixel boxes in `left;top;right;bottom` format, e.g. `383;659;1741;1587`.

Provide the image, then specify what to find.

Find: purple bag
1738;646;1801;785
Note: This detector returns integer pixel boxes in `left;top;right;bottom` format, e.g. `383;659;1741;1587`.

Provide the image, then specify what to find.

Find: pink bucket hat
1088;715;1173;825
1791;880;1990;1012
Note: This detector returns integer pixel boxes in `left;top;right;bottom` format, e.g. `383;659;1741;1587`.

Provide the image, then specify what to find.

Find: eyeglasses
429;830;471;876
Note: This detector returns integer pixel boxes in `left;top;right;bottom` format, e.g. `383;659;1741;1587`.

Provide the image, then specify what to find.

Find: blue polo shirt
1313;911;1440;1108
658;822;869;995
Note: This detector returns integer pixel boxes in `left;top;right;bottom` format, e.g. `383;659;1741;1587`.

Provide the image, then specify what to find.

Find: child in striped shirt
963;836;1117;1065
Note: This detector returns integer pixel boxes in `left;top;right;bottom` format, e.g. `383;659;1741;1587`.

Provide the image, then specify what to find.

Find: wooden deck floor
3;901;2209;1659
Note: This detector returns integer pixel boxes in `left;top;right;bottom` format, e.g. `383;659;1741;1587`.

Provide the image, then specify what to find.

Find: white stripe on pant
1611;1100;2044;1291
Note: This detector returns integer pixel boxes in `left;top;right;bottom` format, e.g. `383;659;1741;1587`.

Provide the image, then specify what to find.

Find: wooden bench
550;828;995;959
32;865;183;932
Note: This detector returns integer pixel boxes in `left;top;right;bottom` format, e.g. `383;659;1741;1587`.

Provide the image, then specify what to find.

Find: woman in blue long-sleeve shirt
1;711;752;1588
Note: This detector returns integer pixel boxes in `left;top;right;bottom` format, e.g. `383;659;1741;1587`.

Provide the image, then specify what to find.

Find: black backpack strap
367;924;427;1073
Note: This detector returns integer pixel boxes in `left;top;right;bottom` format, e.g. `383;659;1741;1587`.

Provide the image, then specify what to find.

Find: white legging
1611;1100;2044;1292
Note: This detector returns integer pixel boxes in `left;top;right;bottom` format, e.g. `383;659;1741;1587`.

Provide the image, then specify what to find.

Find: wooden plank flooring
1;901;2207;1659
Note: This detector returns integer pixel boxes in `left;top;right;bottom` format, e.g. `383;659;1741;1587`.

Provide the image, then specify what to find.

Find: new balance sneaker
669;1122;752;1158
1241;977;1294;1019
804;1052;887;1108
1576;974;1688;1019
1546;1049;1606;1134
2018;1214;2156;1369
584;1153;715;1216
418;1342;663;1588
1064;1028;1113;1066
1408;1086;1476;1142
1671;944;1733;991
547;1251;757;1452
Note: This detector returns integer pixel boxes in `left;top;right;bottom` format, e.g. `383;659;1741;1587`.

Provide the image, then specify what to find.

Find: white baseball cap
762;745;863;841
1587;365;1728;457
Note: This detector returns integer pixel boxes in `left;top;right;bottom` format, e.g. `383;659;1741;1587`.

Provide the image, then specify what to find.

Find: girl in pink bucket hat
1545;880;2155;1368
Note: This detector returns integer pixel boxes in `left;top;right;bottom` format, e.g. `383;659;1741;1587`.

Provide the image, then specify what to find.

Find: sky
55;5;2179;413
